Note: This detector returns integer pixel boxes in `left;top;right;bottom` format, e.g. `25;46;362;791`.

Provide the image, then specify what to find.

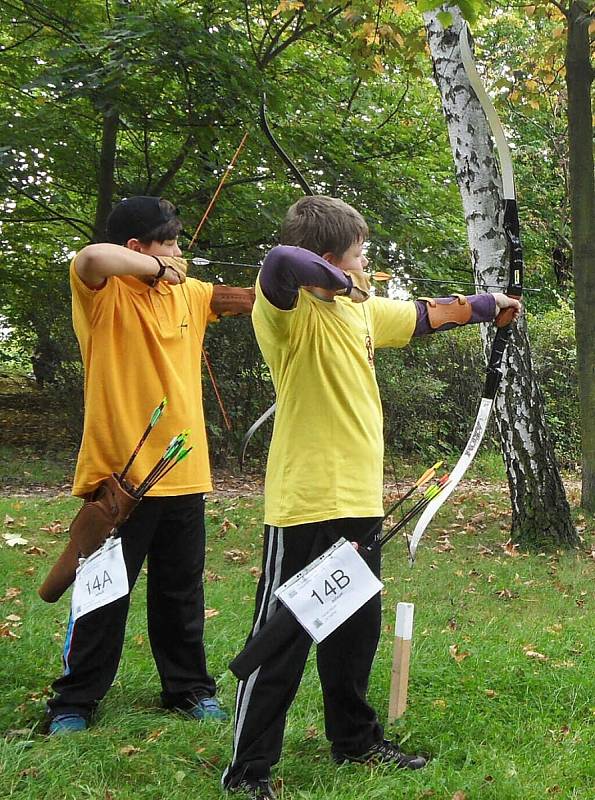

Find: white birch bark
423;6;577;547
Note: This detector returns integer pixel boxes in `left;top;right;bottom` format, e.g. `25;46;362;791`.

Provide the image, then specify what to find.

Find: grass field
0;465;593;800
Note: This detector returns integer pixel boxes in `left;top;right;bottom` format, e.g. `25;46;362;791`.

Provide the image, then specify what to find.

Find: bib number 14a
71;536;129;622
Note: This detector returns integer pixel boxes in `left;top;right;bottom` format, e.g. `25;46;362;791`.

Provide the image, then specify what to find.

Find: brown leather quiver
38;474;139;603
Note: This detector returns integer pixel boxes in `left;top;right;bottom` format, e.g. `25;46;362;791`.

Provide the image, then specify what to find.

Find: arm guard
210;285;255;317
418;294;472;329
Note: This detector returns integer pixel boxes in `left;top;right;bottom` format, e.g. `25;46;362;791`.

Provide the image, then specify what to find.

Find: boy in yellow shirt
47;196;253;734
223;195;521;799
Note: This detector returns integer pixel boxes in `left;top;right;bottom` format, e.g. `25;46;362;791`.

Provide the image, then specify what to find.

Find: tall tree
423;5;577;549
563;0;594;509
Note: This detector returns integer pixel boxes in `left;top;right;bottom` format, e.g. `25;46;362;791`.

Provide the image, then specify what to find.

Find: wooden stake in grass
388;601;414;722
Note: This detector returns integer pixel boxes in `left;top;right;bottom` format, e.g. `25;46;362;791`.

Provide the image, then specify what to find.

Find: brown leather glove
210;285;255;317
38;475;139;603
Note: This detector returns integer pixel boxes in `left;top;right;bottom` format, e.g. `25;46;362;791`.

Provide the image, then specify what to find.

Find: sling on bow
407;24;524;564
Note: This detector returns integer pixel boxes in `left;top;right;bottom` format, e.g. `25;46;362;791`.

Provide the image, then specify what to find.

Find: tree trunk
93;104;120;243
565;1;595;510
424;7;578;549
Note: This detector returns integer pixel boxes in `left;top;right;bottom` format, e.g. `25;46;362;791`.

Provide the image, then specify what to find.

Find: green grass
0;485;593;800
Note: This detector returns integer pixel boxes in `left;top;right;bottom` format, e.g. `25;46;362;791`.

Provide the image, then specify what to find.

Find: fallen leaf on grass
485;689;497;698
546;624;563;634
145;729;164;743
219;517;238;535
224;549;249;564
205;570;224;582
452;792;467;800
0;587;22;601
433;536;454;553
2;533;28;547
25;545;47;556
502;539;520;557
0;623;20;639
249;566;261;578
4;515;14;525
40;521;64;534
449;644;470;663
205;608;219;619
496;588;518;600
18;768;38;779
6;728;34;738
5;614;21;622
523;645;548;661
119;745;141;756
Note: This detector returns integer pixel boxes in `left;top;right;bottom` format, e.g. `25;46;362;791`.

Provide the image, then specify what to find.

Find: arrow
119;397;167;482
191;257;540;293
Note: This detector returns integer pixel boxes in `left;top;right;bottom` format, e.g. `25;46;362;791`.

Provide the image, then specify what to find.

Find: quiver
38;474;139;603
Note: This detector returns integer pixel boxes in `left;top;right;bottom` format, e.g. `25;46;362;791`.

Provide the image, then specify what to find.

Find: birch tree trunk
423;7;578;549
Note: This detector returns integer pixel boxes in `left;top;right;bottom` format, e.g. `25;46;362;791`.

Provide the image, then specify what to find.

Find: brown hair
280;196;368;257
138;199;183;244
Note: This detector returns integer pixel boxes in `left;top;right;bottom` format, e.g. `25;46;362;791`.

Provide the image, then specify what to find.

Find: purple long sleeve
414;293;496;335
259;245;352;309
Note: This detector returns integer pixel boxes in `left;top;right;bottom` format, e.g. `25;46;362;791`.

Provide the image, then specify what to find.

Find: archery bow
407;23;524;564
239;95;315;464
184;133;250;432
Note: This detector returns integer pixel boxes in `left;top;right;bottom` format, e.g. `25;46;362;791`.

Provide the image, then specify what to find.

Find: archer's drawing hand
157;257;187;285
337;270;370;303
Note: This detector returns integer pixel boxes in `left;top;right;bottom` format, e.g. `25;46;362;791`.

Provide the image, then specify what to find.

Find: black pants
224;518;383;785
47;493;216;719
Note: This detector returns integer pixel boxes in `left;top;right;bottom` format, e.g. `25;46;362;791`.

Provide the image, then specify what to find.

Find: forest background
0;0;586;474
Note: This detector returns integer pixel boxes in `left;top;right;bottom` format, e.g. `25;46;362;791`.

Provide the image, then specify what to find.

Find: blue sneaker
186;696;228;722
48;714;88;735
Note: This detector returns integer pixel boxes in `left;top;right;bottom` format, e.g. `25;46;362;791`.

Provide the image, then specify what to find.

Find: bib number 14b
275;538;382;644
311;570;350;605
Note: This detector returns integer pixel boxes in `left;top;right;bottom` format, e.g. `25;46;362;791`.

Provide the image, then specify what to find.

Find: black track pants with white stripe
225;518;383;784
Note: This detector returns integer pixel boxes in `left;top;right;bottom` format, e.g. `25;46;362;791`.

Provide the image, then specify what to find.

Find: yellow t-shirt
252;277;417;527
70;259;215;498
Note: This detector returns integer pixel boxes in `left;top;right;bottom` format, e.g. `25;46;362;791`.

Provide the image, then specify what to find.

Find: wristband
151;256;167;286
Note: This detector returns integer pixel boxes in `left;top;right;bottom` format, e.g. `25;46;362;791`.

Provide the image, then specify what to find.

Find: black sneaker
333;739;427;769
226;777;277;799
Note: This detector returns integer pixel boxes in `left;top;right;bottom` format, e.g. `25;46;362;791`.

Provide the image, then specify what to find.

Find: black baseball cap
106;196;178;245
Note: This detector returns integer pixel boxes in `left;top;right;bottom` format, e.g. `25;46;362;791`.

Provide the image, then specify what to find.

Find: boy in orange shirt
47;196;253;733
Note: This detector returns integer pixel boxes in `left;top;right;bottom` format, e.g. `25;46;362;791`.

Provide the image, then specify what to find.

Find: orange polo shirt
70;259;215;498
